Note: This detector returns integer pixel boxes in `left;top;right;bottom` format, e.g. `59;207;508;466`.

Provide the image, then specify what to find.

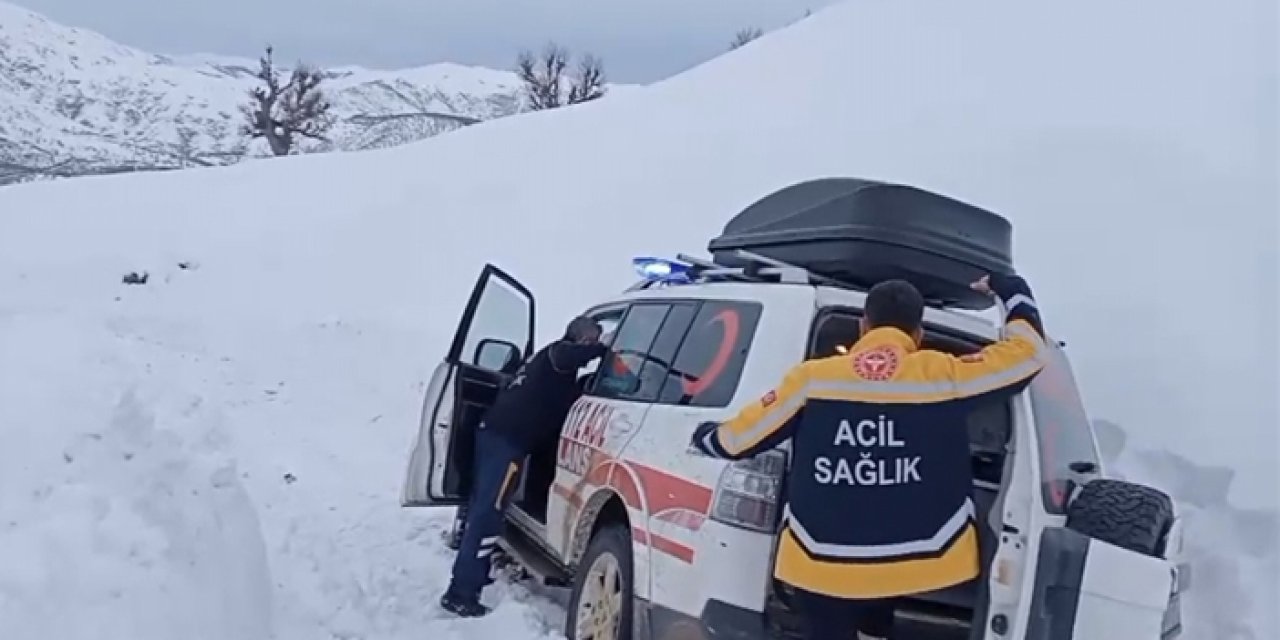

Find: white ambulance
402;178;1190;640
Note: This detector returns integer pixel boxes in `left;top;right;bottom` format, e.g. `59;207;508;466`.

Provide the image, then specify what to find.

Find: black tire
566;524;635;640
1066;479;1174;557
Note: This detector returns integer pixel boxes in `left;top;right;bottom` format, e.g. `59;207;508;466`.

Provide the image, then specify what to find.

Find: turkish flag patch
761;390;778;407
853;345;900;381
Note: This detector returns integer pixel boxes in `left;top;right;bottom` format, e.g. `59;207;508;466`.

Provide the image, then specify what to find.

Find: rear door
401;264;535;507
1024;342;1174;640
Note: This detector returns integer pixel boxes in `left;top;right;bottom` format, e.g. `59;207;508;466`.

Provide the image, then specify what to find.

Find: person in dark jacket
440;315;608;617
691;273;1047;640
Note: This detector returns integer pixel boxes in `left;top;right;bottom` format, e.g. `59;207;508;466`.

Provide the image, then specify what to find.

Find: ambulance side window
574;306;626;390
593;303;697;402
656;300;762;408
634;303;697;400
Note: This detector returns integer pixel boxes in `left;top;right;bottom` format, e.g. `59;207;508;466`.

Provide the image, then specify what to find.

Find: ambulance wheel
567;524;634;640
1066;479;1175;557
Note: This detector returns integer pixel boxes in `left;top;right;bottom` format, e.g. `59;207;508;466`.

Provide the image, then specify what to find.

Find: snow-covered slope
0;1;629;183
0;0;1274;638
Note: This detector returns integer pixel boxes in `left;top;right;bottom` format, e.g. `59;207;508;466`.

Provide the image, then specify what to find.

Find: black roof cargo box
707;178;1014;310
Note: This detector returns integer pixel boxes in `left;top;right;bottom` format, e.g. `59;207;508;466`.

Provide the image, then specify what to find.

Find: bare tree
516;43;607;110
240;45;333;156
567;54;606;105
516;43;568;110
175;126;199;168
729;27;765;50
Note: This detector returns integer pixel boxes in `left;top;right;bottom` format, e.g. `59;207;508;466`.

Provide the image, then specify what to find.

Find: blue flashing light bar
632;256;694;284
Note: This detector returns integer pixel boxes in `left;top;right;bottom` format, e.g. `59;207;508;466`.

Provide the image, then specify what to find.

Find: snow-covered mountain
0;1;618;184
0;0;1274;638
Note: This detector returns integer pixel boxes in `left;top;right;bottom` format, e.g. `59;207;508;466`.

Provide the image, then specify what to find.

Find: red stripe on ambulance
552;451;712;564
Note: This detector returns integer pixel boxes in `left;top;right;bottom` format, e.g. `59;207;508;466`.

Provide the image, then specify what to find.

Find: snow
0;0;1274;638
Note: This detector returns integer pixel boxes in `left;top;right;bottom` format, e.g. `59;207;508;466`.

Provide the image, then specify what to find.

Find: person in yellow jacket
691;273;1047;640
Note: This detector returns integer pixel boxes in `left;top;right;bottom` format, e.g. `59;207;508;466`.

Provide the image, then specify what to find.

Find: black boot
439;591;490;618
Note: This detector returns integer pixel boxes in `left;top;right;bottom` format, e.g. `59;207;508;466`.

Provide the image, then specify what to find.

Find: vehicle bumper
639;598;771;640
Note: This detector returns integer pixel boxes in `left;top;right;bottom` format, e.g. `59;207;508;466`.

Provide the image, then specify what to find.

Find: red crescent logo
681;309;740;396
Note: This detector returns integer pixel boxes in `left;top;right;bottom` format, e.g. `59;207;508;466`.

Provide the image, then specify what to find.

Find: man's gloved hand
969;273;1032;301
689;421;721;457
971;273;1043;335
693;421;720;437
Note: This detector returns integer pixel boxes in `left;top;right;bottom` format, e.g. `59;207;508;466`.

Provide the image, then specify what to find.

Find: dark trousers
446;424;524;601
790;585;896;640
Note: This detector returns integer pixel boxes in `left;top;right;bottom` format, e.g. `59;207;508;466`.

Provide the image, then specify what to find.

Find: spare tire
1066;479;1175;557
707;178;1014;310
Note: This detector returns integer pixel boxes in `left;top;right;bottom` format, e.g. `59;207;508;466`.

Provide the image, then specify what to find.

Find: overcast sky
20;0;838;83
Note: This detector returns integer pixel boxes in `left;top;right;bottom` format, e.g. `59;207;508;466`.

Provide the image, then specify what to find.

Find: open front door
401;264;535;507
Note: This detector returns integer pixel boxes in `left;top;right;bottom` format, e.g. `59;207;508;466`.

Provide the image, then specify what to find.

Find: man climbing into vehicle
440;315;608;618
691;273;1047;640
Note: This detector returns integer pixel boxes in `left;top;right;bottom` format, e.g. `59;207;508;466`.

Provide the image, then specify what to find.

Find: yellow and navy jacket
693;280;1047;600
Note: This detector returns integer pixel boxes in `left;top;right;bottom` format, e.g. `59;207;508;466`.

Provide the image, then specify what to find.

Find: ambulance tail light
709;449;787;532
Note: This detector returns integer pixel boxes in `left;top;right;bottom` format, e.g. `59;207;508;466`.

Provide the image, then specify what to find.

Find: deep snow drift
0;0;1275;638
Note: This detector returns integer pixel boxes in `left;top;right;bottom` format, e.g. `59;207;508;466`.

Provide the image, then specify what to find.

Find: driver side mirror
474;338;521;373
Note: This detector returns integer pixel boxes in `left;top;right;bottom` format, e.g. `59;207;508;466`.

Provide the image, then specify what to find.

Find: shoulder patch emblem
761;390;778;407
853;345;900;381
959;353;985;363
